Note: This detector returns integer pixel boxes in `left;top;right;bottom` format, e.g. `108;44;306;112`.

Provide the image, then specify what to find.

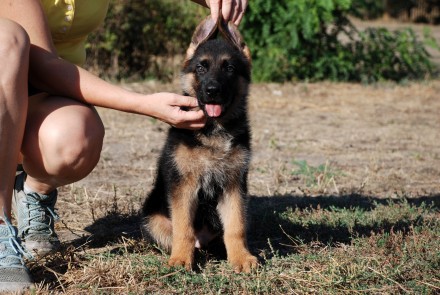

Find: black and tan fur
141;17;257;272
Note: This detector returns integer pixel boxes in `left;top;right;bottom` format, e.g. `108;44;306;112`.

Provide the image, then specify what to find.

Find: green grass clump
291;160;342;191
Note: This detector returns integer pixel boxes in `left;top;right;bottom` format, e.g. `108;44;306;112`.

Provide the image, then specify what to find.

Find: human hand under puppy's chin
144;92;206;130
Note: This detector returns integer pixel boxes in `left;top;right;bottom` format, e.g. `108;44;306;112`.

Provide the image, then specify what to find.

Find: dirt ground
54;20;440;245
53;79;440;244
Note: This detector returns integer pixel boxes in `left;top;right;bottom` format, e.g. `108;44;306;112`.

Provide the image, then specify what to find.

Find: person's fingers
174;109;206;130
172;95;199;108
179;108;205;121
221;0;233;22
207;0;247;24
233;0;247;25
229;1;239;24
208;0;221;22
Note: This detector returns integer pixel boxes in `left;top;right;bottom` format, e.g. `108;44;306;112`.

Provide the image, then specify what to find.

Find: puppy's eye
226;65;235;73
196;61;209;74
196;64;205;74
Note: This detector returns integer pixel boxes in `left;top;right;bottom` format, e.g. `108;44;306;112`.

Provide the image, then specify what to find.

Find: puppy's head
182;17;251;120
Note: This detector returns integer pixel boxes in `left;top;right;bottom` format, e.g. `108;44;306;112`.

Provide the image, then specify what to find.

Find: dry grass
26;197;439;294
15;79;440;294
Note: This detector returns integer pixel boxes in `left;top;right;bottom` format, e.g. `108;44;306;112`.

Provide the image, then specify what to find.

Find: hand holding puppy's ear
205;0;248;26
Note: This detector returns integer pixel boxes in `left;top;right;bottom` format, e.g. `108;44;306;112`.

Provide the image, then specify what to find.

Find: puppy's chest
174;133;250;177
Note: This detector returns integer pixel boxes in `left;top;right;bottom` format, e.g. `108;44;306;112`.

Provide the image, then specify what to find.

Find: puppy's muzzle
202;81;224;118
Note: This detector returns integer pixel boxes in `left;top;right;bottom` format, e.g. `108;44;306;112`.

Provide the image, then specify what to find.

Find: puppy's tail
141;213;172;252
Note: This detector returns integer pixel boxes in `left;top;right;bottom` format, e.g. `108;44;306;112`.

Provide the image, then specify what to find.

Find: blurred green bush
350;0;386;20
241;0;437;82
85;0;203;81
353;0;440;24
85;0;438;83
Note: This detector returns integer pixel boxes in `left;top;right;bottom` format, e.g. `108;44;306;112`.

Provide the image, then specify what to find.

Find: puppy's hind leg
142;213;173;251
142;175;173;251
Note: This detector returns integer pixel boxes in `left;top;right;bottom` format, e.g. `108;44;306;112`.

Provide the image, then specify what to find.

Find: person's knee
45;110;105;175
23;102;105;180
0;18;30;64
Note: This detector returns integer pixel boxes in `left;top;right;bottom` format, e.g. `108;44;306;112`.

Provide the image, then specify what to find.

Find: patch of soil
55;79;440;245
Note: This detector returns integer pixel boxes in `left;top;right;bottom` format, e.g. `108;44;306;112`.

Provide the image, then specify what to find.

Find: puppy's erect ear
219;21;252;63
185;16;217;60
185;16;252;63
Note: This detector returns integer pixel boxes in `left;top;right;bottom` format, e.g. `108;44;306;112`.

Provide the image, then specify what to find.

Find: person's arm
191;0;248;25
0;0;205;129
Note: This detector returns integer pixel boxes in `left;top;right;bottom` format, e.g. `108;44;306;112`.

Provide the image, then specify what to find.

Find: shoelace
21;193;60;239
0;217;33;268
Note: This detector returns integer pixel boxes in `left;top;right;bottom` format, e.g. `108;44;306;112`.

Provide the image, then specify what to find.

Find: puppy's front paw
168;255;193;271
229;253;259;273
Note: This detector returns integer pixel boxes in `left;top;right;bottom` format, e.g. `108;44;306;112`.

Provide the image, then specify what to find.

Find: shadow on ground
247;193;440;256
31;192;439;284
67;192;439;255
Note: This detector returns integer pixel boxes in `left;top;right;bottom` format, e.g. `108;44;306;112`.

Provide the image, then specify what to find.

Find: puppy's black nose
205;82;220;97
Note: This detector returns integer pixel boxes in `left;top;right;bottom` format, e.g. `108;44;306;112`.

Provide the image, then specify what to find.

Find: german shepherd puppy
141;17;257;273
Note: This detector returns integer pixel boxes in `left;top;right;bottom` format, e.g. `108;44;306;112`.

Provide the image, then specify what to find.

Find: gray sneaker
13;172;60;256
0;215;33;292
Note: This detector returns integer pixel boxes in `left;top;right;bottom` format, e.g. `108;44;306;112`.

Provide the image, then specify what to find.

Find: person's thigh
22;94;105;189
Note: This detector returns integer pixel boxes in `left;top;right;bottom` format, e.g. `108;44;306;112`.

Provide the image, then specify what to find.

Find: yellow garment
41;0;110;65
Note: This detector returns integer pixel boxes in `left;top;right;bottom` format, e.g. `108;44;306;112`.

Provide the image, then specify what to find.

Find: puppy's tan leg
143;213;173;251
218;187;258;273
168;178;198;270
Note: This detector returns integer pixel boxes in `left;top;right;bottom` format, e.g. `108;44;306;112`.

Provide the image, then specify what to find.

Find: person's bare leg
5;89;105;255
21;95;105;193
0;18;34;293
13;94;104;255
0;19;30;221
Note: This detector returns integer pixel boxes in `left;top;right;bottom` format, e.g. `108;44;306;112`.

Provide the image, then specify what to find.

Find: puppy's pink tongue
205;104;222;117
